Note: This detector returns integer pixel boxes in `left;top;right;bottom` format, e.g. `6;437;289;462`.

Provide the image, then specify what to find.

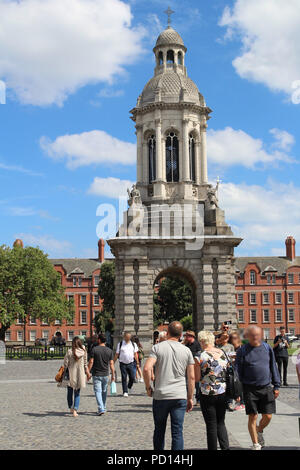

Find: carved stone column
155;118;163;181
136;125;143;184
200;123;208;184
182;119;190;182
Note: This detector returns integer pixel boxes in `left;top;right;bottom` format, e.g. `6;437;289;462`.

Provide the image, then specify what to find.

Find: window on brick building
94;275;100;287
94;295;100;306
237;293;243;305
263;329;270;340
30;316;36;325
54;319;61;325
267;274;271;285
5;330;11;341
42;330;49;339
80;311;87;324
80;330;87;337
275;309;282;322
250;271;256;285
68;331;74;341
73;277;76;287
68;294;74;302
288;273;294;284
289;328;295;335
78;277;82;287
238;310;244;323
263;309;270;323
288;292;294;304
275;292;282;304
272;274;276;284
263;293;269;304
30;330;36;341
288;308;295;322
17;330;23;342
80;295;87;306
250;310;257;323
249;293;256;304
17;314;23;325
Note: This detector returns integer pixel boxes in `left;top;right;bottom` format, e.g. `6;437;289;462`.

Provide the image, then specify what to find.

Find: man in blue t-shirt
236;326;280;450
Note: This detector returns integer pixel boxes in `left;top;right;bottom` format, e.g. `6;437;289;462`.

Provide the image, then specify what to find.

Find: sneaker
283;383;289;387
98;412;105;416
251;443;262;450
257;431;265;448
123;392;129;397
234;404;244;411
139;378;144;383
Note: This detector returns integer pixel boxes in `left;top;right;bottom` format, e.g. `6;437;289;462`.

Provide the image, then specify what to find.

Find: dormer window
158;51;163;65
167;50;174;64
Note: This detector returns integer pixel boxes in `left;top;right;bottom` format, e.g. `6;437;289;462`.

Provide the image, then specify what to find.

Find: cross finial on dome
164;6;175;26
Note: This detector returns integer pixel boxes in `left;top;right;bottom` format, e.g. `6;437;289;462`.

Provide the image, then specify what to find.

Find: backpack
223;352;243;400
118;340;136;360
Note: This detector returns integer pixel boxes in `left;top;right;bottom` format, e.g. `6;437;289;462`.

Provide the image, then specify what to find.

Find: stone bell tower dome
131;24;211;204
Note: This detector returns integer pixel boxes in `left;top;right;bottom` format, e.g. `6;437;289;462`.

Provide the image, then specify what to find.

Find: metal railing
5;345;68;360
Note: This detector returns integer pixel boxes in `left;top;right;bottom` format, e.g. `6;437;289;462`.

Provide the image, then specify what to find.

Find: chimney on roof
285;236;296;261
98;238;105;262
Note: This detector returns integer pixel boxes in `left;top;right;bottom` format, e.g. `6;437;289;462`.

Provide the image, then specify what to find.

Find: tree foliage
154;276;193;327
0;245;74;341
96;261;115;333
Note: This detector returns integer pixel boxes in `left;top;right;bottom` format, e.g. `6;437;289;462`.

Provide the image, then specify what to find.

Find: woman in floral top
195;330;230;450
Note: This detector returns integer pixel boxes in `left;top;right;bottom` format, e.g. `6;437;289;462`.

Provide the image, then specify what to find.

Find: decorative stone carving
127;184;142;206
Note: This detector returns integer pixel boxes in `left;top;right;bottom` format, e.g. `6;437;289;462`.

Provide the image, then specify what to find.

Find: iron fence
5;345;68;360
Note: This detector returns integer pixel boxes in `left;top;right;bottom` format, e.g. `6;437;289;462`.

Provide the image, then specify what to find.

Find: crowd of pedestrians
57;320;299;450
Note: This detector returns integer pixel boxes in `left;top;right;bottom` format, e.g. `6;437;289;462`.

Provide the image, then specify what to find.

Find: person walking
87;333;115;415
114;332;139;397
133;335;144;383
229;331;245;411
235;326;281;450
194;330;230;450
143;321;195;451
63;336;89;417
273;326;290;386
183;330;201;406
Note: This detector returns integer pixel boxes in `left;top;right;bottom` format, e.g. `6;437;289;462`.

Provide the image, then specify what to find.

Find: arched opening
158;51;163;66
167;50;174;64
148;134;156;183
177;51;183;65
189;133;196;183
166;131;179;182
153;268;197;335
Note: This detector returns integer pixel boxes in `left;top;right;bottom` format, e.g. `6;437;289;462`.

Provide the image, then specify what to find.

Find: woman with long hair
63;336;90;417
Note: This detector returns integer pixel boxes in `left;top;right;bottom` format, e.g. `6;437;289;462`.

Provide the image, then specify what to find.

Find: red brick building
5;237;300;344
5;239;105;345
235;236;300;339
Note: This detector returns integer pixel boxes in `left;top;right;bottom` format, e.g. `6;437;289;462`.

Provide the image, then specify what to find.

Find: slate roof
50;258;102;278
235;257;300;275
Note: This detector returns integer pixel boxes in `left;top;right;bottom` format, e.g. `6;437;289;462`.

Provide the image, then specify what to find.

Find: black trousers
199;393;230;450
276;356;289;384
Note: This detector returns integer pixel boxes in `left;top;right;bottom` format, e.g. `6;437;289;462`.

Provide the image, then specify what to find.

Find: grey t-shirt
150;340;194;400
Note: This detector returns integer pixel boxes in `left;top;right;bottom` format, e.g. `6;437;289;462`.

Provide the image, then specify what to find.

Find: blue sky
0;0;299;259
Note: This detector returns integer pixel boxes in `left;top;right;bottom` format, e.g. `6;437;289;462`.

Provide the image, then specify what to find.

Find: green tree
154;276;193;327
0;244;74;342
95;261;115;333
180;314;193;331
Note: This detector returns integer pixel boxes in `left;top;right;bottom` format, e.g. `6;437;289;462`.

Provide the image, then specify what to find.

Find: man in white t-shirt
143;321;195;450
114;332;139;397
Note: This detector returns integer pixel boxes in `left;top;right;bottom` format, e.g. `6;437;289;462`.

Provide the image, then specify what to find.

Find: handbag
55;365;64;383
110;381;117;396
224;352;243;400
57;368;69;388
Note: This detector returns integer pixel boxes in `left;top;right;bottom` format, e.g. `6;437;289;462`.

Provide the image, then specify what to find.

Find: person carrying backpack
114;332;139;397
235;326;281;450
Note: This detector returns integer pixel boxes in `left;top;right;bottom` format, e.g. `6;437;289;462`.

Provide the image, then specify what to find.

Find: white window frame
288;308;295;322
5;330;11;341
250;271;256;285
29;316;37;325
275;292;282;304
287;292;294;304
80;310;87;325
94;294;100;306
42;330;49;339
78;277;82;287
237;293;243;305
250;309;257;323
288;273;294;284
263;309;270;323
275;309;282;322
263;328;270;340
68;331;74;341
72;277;76;287
263;292;269;304
80;295;87;306
29;330;36;342
94;275;100;287
17;330;23;342
238;310;244;323
249;293;257;305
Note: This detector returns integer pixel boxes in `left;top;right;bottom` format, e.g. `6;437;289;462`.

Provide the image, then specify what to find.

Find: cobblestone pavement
0;360;299;450
0;360;241;450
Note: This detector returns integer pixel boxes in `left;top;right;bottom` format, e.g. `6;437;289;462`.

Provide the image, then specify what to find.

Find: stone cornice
130;102;212;121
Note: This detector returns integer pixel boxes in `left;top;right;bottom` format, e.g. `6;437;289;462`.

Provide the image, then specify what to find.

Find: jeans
120;362;135;393
199;393;230;450
93;376;109;413
67;387;80;410
153;399;187;450
276;356;289;384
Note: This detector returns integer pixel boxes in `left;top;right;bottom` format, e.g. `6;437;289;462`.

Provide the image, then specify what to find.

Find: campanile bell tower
108;15;242;353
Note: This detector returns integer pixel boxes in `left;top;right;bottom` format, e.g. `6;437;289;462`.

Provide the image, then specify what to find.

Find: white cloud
219;180;300;248
207;127;295;168
15;233;72;256
0;162;43;177
7;206;58;220
0;0;144;106
40;130;136;168
88;177;134;199
219;0;300;102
